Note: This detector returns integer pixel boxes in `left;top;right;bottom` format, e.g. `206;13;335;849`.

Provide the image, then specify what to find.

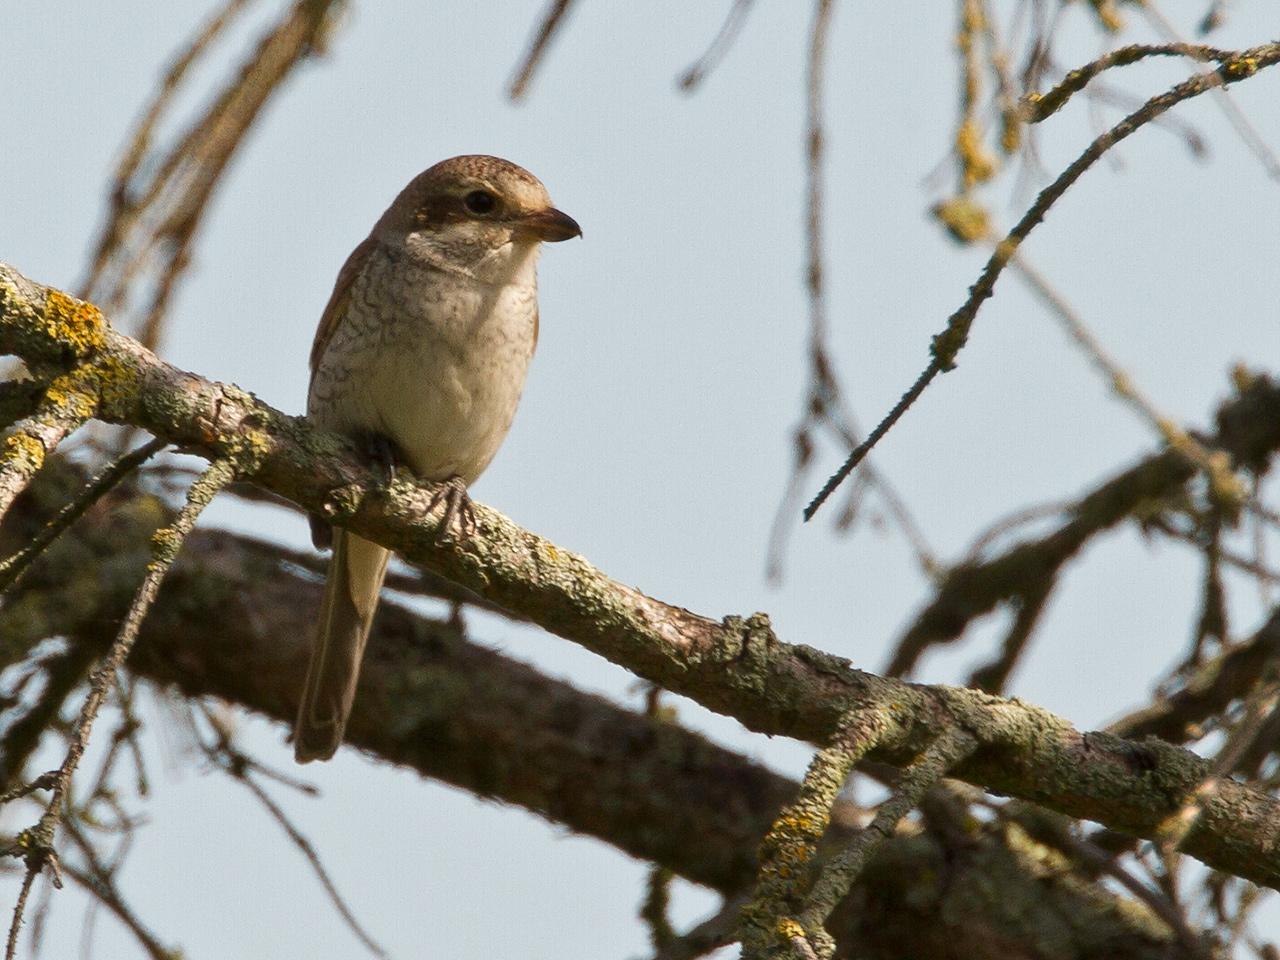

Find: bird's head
377;155;580;280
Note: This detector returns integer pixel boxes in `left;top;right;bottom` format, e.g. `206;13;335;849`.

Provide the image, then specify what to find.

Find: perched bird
295;155;580;762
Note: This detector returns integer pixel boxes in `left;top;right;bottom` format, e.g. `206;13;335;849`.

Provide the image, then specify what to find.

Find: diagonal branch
2;498;1199;960
804;41;1280;519
1;458;234;957
4;263;1280;890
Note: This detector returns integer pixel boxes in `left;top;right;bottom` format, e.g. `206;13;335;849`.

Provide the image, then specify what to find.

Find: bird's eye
463;190;497;215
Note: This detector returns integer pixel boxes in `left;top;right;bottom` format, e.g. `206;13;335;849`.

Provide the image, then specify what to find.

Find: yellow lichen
956;119;997;189
933;196;990;246
1224;57;1258;79
91;354;140;412
775;918;806;941
771;812;824;839
42;289;106;357
41;369;99;421
2;432;46;471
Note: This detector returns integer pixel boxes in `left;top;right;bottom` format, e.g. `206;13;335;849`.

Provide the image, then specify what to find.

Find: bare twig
651;894;747;960
770;0;938;575
507;0;576;101
0;645;99;793
62;820;176;960
1139;5;1280;182
3;459;233;958
1009;254;1242;508
1024;42;1237;122
0;437;165;599
79;0;343;351
677;0;756;91
804;42;1280;520
84;0;256;293
793;729;978;957
196;707;386;958
966;577;1052;692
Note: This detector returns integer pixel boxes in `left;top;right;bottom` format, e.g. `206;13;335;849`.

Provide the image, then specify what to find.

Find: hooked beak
514;206;582;242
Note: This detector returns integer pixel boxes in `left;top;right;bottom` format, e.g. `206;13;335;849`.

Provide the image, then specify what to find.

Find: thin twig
796;728;978;943
0;646;100;794
1009;254;1241;506
3;459;233;959
650;894;747;960
79;0;341;351
677;0;756;91
507;0;576;101
804;41;1280;520
197;707;386;958
62;820;176;960
1024;41;1237;122
1139;4;1280;182
0;437;166;599
966;578;1052;693
4;872;36;960
81;0;256;300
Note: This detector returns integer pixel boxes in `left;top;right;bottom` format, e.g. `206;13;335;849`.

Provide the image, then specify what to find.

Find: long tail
294;531;390;762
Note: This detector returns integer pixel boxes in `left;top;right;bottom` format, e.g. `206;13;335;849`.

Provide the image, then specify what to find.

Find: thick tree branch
4;262;1280;890
0;477;1192;960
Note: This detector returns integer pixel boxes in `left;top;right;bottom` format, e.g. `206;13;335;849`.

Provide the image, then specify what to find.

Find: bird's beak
514;207;582;242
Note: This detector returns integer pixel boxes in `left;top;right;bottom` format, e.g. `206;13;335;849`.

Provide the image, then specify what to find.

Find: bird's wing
309;234;378;377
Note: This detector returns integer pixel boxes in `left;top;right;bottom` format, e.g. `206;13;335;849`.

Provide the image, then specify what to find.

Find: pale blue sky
4;3;1280;957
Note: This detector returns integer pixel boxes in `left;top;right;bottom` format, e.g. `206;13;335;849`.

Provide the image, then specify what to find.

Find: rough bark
0;467;1185;960
3;261;1280;892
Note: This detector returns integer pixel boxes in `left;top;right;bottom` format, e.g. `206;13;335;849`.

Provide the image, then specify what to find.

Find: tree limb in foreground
2;262;1280;893
0;471;1190;960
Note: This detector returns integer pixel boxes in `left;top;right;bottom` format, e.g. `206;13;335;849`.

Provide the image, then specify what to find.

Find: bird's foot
427;475;477;542
311;431;406;550
356;430;406;487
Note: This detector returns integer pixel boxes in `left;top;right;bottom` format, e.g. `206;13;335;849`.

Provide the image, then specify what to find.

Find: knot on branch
321;481;365;523
719;612;778;668
6;816;63;890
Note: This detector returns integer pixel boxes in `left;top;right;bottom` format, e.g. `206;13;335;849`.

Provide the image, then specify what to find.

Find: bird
294;155;580;763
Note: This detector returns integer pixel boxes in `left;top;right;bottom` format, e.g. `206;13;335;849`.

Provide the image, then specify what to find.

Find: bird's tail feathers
294;531;390;762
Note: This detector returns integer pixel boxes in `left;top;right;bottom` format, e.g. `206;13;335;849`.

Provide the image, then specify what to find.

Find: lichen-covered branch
741;717;885;957
0;437;166;598
0;369;99;521
2;458;233;957
3;262;1280;892
0;467;1197;960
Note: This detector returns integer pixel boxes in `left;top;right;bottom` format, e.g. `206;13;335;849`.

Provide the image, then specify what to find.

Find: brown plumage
294;155;579;762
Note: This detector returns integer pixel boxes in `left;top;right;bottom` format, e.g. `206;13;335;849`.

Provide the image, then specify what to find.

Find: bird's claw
427;476;477;541
357;431;404;487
